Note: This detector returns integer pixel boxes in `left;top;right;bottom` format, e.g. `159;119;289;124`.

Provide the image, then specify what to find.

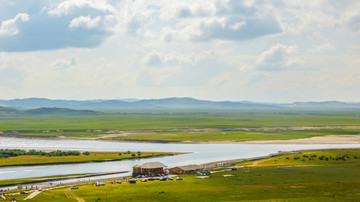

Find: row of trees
118;151;142;157
0;149;81;158
286;154;360;161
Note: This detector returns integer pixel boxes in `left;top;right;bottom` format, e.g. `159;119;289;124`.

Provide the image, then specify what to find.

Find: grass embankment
18;149;360;201
115;128;360;142
239;149;360;167
0;151;173;167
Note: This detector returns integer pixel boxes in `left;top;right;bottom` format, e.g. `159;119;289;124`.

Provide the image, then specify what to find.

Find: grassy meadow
0;109;360;141
16;149;360;201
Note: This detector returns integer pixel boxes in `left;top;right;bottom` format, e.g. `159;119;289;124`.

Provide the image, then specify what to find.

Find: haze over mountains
0;98;359;110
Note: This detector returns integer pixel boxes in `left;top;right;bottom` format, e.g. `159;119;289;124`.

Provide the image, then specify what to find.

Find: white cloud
47;0;114;16
69;15;101;29
256;44;299;71
308;43;336;53
0;13;29;37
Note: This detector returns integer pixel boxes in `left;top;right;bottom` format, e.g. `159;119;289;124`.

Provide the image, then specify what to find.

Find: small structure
169;164;202;174
132;162;167;177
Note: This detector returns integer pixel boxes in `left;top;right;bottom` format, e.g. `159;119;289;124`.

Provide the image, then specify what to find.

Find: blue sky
0;0;359;102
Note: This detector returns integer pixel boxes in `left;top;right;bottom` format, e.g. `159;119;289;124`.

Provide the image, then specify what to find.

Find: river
1;137;360;181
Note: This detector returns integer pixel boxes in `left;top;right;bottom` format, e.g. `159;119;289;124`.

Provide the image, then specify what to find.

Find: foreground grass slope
23;149;360;201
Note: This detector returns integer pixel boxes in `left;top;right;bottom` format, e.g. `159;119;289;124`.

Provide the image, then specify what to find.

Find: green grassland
1;109;360;140
115;128;360;142
0;151;172;167
19;149;360;201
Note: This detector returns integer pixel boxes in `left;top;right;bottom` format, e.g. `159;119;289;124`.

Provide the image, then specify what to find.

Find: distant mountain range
0;106;99;116
0;97;359;110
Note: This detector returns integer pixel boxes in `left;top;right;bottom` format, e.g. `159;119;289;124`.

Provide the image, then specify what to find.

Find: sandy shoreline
235;135;360;144
1;133;360;144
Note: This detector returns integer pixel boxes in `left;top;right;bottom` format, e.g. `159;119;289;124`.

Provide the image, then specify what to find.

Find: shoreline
0;171;128;188
2;133;360;144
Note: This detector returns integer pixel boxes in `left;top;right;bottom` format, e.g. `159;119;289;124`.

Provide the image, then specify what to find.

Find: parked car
116;181;122;184
148;177;154;181
20;191;29;194
167;177;173;180
141;179;147;182
38;188;43;191
159;177;167;181
154;177;160;180
176;177;183;180
70;186;78;189
128;179;137;184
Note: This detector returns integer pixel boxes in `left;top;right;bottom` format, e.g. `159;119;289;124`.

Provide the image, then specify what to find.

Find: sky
0;0;359;102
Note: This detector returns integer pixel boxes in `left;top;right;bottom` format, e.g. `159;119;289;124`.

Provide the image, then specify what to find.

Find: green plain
0;110;360;131
1;109;360;141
